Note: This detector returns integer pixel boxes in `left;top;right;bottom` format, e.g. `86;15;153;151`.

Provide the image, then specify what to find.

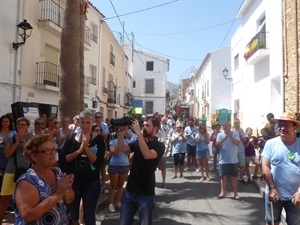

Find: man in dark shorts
215;121;240;200
183;118;198;171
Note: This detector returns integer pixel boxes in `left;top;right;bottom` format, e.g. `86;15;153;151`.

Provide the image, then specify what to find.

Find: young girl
210;124;221;171
194;125;210;181
244;127;259;184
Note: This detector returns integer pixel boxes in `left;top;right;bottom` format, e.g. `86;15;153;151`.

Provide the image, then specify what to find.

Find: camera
110;116;133;126
74;156;90;172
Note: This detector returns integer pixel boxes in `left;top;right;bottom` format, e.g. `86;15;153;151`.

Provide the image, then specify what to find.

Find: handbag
13;135;30;182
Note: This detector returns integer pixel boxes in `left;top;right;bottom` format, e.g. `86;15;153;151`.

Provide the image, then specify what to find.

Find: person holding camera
116;116;165;225
61;110;106;225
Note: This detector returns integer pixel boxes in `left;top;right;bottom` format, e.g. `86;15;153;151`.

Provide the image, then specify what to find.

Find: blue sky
91;0;244;84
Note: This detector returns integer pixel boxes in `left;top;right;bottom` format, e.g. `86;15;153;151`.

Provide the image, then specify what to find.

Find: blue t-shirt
232;128;246;153
195;133;210;151
184;126;199;146
261;137;300;200
109;139;129;166
171;133;186;154
216;132;239;164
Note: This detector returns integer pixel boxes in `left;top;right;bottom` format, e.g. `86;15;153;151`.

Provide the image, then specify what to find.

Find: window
145;101;153;114
234;54;239;70
133;81;136;88
146;61;154;71
206;80;209;97
145;79;154;93
89;65;96;85
91;23;98;43
110;44;115;67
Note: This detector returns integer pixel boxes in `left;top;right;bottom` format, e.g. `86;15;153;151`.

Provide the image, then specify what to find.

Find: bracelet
269;186;276;190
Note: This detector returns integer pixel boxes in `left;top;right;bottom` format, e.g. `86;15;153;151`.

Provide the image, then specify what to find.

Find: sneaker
184;167;190;171
101;186;109;195
206;177;210;182
108;204;115;213
239;179;247;185
196;168;200;172
114;202;121;210
252;175;258;180
199;177;205;182
247;178;252;184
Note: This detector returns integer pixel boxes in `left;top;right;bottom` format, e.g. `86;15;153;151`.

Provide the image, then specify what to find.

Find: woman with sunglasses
31;117;45;136
0;117;33;223
13;134;74;224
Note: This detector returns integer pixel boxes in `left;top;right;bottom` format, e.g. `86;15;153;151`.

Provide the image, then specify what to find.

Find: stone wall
283;0;300;112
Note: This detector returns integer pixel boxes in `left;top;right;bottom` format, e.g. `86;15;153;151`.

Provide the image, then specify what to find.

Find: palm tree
58;0;87;119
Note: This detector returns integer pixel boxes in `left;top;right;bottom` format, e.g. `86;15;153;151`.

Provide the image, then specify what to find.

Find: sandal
215;195;225;199
233;196;240;200
180;175;186;179
171;176;177;179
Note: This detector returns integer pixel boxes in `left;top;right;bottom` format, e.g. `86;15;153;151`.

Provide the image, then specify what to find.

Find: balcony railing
39;0;64;27
36;61;60;87
86;76;96;85
244;32;268;60
91;33;98;43
110;52;115;67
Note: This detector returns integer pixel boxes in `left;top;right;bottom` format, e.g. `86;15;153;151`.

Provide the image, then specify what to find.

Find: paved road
97;157;268;225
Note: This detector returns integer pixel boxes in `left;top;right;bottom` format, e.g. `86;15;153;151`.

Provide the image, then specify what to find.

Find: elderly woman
0;117;33;223
61;109;105;225
13;134;74;224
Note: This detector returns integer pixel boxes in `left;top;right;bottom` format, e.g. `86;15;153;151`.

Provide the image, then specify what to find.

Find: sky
90;0;244;84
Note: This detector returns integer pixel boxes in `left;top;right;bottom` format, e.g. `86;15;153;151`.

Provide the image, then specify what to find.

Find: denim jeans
120;190;155;225
265;192;300;225
68;179;101;225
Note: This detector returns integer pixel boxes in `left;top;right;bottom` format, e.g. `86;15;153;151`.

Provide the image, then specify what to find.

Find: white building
124;45;169;115
231;0;283;129
189;47;232;126
0;0;131;120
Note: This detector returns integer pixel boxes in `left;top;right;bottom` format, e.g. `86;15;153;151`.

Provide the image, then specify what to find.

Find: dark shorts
173;153;185;166
186;144;196;157
219;163;239;177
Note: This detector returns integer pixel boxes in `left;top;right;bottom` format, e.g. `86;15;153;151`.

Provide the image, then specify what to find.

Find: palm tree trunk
59;0;85;119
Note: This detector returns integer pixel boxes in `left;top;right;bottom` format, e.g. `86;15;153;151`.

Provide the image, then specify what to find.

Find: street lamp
13;19;33;50
222;67;232;81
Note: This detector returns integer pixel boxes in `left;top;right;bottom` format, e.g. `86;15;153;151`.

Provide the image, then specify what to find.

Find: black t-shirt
126;140;165;196
60;133;105;184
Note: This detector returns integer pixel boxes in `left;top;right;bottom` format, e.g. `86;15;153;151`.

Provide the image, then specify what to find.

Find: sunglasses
35;122;44;125
95;116;102;119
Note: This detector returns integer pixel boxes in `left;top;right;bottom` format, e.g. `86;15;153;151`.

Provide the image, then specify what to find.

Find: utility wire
103;0;180;21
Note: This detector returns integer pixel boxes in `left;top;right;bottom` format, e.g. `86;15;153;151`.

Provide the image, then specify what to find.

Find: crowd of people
0;110;299;225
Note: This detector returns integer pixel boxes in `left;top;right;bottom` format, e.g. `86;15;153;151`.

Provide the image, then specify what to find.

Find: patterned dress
13;167;69;225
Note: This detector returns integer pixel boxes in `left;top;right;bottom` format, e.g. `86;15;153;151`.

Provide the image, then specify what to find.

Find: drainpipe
295;0;299;112
13;0;24;102
282;0;286;112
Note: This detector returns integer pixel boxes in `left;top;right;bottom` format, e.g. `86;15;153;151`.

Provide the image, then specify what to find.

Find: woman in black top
61;110;105;225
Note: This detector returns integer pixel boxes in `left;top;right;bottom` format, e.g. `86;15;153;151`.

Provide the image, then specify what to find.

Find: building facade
124;45;169;115
0;0;132;120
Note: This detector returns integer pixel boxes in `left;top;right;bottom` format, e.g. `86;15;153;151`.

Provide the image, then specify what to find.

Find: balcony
36;61;60;92
38;0;64;37
108;91;120;108
124;92;133;108
244;32;269;65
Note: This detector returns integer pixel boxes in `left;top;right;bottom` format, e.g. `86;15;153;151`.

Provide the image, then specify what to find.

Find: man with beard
117;116;165;225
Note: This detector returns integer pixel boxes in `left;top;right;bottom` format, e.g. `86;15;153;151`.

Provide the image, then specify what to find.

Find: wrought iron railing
36;61;60;87
244;32;268;60
84;26;91;45
39;0;64;27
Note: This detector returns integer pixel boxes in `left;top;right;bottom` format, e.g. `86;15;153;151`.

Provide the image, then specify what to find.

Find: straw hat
274;112;300;129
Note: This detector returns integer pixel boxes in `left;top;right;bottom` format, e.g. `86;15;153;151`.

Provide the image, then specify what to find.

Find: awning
127;107;143;115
